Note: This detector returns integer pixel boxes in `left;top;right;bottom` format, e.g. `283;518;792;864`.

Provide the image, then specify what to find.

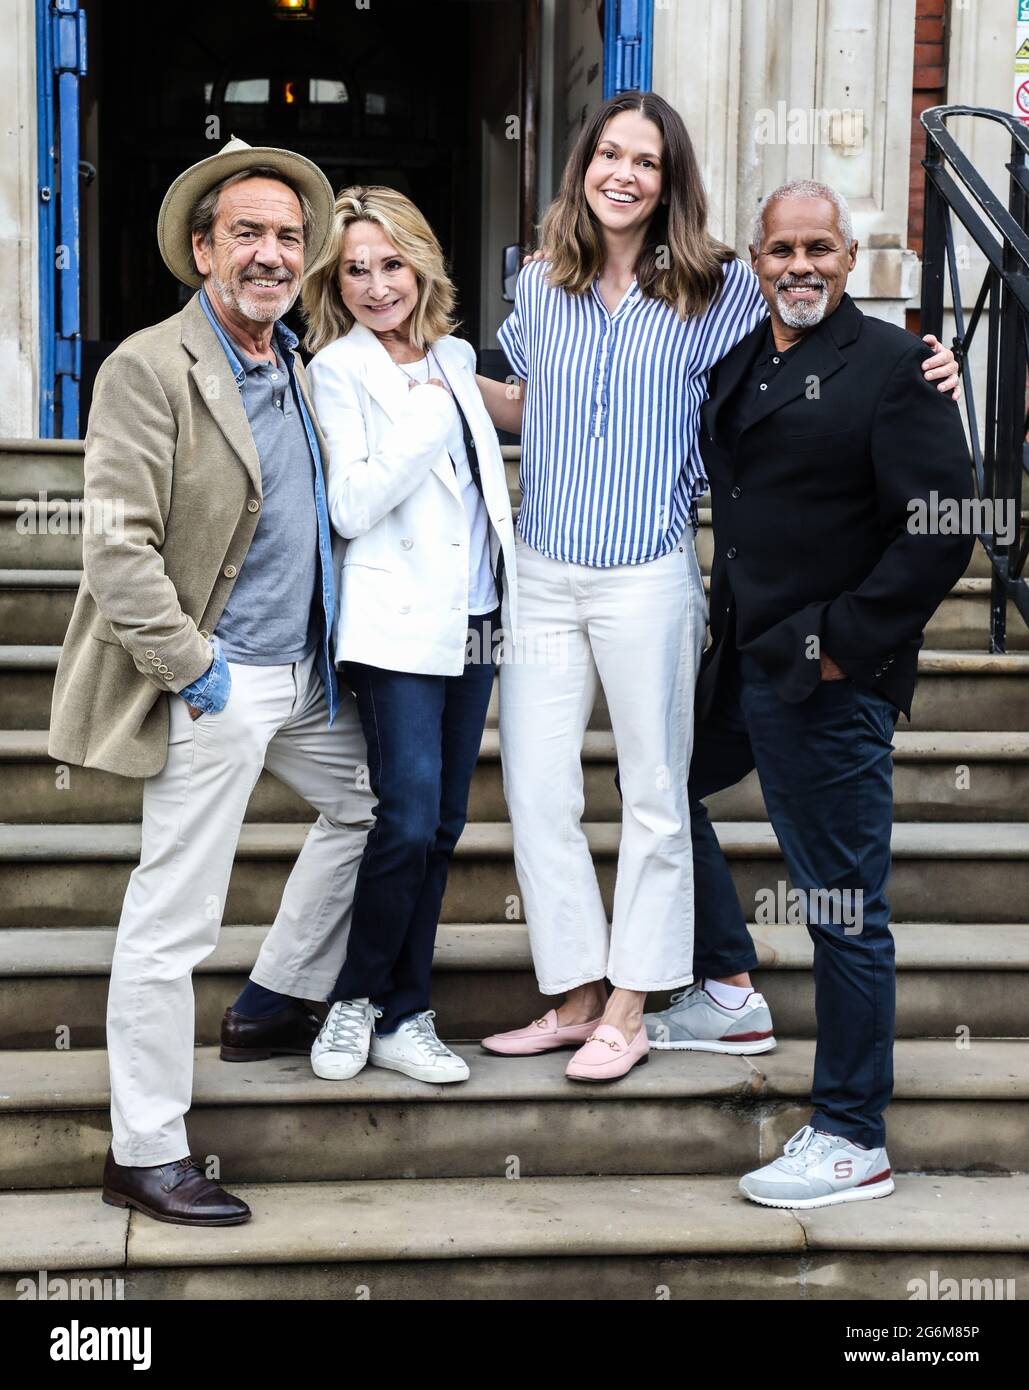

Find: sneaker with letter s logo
738;1124;894;1209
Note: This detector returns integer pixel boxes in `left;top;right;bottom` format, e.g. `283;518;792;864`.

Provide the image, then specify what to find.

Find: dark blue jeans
690;650;899;1147
329;611;499;1034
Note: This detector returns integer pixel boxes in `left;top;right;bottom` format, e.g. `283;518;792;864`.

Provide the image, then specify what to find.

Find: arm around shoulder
871;341;974;559
475;371;524;435
820;343;975;664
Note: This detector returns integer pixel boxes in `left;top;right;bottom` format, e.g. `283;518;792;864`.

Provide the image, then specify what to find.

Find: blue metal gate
36;0;87;439
603;0;653;97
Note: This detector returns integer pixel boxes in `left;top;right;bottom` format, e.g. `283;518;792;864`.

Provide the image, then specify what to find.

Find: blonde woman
301;187;518;1084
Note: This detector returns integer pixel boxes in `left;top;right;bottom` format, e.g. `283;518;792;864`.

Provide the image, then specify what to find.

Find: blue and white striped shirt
496;255;767;567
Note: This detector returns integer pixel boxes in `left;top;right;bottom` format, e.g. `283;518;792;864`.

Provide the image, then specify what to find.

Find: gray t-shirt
215;342;319;664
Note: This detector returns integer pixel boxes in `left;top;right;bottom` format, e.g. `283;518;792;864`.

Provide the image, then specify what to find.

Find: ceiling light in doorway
272;0;316;19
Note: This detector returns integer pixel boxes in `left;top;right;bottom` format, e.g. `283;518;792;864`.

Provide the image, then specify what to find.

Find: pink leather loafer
481;1009;603;1056
564;1023;649;1081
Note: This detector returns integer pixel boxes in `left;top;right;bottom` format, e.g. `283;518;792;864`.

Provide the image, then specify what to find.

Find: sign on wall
1014;0;1029;125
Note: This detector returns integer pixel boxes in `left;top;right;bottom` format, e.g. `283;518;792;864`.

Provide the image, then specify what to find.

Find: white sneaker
738;1124;895;1209
368;1010;470;1084
644;983;776;1055
310;998;380;1080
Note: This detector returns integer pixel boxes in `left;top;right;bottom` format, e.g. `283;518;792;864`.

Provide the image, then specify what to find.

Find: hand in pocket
819;652;847;682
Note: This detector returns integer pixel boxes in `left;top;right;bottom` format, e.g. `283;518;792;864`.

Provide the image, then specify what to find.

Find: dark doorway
79;0;523;419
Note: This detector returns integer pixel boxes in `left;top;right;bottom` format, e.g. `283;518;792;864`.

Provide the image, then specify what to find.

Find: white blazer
308;323;518;676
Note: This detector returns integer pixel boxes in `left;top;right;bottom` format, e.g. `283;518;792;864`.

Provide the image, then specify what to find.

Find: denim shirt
179;290;339;723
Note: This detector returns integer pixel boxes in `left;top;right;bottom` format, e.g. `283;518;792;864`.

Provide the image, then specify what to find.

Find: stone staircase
0;437;1027;1301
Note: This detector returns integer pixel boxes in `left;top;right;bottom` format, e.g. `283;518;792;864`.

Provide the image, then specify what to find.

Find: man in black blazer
645;180;973;1209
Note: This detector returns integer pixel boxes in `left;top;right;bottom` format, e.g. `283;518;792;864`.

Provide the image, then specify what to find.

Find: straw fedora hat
157;135;336;289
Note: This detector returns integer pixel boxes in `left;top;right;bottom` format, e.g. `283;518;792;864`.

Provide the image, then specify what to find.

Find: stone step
3;644;1028;732
0;1174;1024;1300
0;434;1011;583
0;481;522;566
0;498;660;568
0;501;90;571
497;651;1029;733
0;506;1006;602
0;820;1026;929
2;922;1024;1048
0;438;86;505
3;727;1028;823
3;563;1024;649
2;1039;1027;1192
0;570;76;643
0;441;522;502
926;578;1029;649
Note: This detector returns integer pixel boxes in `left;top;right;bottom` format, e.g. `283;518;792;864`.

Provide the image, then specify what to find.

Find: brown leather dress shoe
219;1000;325;1062
101;1149;251;1226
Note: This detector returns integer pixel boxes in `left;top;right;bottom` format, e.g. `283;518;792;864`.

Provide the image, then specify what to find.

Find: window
309;78;348;105
225;78;271;104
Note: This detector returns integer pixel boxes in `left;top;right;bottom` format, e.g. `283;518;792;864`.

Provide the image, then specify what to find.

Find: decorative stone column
652;0;744;246
655;0;919;324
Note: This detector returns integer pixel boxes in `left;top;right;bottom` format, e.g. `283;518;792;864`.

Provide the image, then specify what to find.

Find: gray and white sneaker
310;998;380;1080
644;982;776;1055
738;1125;894;1209
368;1010;470;1084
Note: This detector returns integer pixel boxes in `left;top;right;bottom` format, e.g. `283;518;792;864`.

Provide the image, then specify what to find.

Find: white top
404;354;498;616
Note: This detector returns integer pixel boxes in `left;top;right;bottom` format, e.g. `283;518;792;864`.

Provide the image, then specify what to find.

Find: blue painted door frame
603;0;653;97
31;2;645;435
36;0;87;438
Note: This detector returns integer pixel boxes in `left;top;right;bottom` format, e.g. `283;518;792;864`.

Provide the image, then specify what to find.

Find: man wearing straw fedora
49;138;374;1225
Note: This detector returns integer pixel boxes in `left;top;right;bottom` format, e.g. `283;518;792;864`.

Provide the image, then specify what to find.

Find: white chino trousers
499;532;707;995
107;649;373;1165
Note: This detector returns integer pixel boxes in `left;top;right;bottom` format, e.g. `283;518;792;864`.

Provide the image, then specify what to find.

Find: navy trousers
329;611;499;1034
690;649;899;1147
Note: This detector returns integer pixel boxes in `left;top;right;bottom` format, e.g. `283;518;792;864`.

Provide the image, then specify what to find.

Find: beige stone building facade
0;0;1019;439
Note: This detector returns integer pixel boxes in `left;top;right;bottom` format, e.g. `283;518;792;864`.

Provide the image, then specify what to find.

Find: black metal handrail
920;104;1029;651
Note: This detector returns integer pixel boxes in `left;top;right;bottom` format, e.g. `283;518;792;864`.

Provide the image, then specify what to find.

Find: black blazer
696;293;974;720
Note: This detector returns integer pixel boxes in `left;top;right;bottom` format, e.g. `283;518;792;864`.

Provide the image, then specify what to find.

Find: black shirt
718;320;798;656
722;319;796;449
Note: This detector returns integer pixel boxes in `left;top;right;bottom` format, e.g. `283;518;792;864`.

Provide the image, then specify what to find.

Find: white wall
0;0;39;438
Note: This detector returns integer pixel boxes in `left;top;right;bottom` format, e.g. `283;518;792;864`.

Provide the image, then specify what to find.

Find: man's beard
210;268;299;323
775;277;829;328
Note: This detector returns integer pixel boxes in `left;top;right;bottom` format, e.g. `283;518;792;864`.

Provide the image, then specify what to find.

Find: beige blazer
48;292;330;779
